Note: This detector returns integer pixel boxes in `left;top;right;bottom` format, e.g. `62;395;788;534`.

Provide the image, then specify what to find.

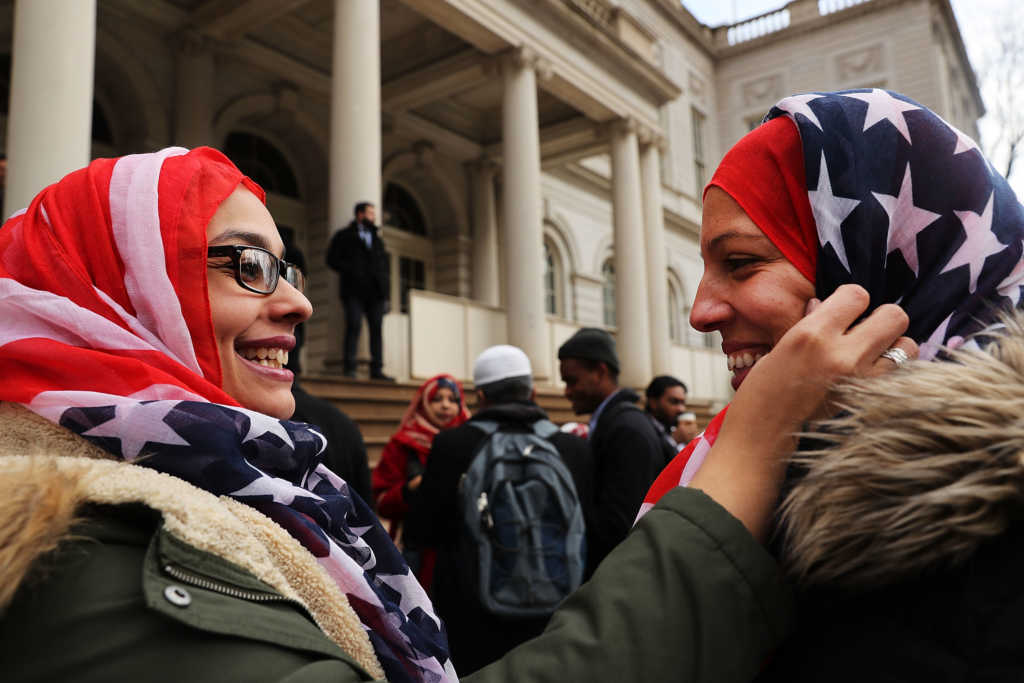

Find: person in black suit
327;202;392;380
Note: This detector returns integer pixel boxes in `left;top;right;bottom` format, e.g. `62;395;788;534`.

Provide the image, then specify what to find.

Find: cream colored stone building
0;0;982;408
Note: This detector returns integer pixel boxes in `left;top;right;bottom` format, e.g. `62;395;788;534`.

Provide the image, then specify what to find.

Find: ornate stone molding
688;71;708;103
741;74;783;107
608;116;639;139
835;43;884;81
469;156;499;179
636;123;667;150
501;46;553;82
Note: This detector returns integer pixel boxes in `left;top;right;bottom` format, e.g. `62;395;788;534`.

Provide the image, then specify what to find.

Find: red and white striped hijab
0;148;455;682
0;146;257;408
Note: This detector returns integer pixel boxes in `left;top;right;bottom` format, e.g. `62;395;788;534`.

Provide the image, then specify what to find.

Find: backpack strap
469;420;501;437
531;419;559;439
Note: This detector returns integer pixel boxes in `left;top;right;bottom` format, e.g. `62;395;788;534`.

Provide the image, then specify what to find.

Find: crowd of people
2;89;1024;682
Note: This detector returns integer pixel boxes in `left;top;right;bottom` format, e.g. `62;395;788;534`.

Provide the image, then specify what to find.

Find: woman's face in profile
206;187;312;418
690;187;815;390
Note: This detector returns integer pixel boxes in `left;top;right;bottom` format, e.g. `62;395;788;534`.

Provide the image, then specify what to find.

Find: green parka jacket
0;403;793;682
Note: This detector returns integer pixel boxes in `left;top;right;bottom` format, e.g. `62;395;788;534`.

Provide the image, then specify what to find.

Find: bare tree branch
977;7;1024;182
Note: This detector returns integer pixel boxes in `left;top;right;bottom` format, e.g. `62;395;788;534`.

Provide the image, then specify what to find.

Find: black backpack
457;419;586;618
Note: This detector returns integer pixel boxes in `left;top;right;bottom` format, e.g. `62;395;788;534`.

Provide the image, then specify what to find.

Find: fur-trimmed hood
781;314;1024;589
0;403;384;679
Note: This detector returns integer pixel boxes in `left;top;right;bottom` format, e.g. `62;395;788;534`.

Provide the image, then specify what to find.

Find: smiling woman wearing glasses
203;186;310;419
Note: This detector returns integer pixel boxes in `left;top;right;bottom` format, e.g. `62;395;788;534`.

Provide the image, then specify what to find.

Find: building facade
0;0;982;408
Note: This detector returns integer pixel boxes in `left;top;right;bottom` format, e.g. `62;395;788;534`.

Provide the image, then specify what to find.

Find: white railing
818;0;871;16
407;289;734;404
726;8;791;46
715;0;874;48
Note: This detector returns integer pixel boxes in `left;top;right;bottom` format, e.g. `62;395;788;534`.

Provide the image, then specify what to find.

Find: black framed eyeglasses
207;245;306;295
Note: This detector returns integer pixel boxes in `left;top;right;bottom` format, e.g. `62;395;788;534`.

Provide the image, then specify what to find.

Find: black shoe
342;368;357;379
370;372;395;382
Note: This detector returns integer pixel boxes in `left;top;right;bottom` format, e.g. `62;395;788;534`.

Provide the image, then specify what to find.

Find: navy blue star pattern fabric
62;399;453;683
767;89;1024;358
639;90;1024;517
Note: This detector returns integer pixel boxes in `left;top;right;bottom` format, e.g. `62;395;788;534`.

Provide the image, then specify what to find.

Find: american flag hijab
639;89;1024;519
0;147;455;682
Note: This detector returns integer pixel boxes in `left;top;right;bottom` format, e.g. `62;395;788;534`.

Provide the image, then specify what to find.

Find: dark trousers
343;295;384;374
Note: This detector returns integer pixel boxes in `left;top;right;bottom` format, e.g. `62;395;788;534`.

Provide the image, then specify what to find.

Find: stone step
300;374;717;469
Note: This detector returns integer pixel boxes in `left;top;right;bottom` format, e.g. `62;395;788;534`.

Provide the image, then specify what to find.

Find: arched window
602;259;616;327
667;279;682;343
383;182;427;236
543;241;560;316
223;132;300;198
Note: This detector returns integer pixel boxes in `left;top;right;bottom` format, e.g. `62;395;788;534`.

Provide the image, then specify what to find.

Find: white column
329;0;381;229
174;32;215;148
610;118;652;388
501;47;549;378
5;0;96;218
326;0;382;372
640;138;671;375
471;159;500;307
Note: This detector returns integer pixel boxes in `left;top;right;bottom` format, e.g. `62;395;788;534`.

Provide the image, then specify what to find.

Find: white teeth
728;350;767;372
237;346;288;369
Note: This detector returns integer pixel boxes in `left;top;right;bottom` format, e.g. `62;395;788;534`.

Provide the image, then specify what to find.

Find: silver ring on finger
880;346;910;368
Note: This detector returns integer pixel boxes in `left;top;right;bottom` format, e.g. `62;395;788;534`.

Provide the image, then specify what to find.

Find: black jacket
587;388;666;571
291;383;373;506
405;401;593;674
326;220;389;302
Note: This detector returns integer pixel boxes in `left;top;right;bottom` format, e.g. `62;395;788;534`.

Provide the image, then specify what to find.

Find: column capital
468;155;499;178
501;46;553;81
608;116;639;139
637;123;667;150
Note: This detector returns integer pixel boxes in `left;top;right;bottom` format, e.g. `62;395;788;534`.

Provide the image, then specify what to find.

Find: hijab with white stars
0;147;454;683
639;89;1024;518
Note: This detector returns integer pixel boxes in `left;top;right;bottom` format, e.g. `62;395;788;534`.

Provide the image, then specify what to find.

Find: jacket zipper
163;563;300;606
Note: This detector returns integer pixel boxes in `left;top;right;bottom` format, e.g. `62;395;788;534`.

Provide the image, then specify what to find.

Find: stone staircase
300;375;715;468
299;375;580;467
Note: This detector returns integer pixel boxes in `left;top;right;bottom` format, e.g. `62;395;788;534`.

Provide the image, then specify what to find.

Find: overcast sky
681;0;1023;195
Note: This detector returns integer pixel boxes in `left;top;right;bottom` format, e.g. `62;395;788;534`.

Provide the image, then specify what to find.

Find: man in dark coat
326;201;391;380
405;345;593;675
558;327;665;572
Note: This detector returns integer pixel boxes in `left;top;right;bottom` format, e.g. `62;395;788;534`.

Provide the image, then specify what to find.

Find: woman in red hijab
373;373;470;586
0;146;455;682
641;90;1024;681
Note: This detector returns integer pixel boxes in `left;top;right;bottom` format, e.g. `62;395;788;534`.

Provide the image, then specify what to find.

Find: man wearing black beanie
558;327;665;572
